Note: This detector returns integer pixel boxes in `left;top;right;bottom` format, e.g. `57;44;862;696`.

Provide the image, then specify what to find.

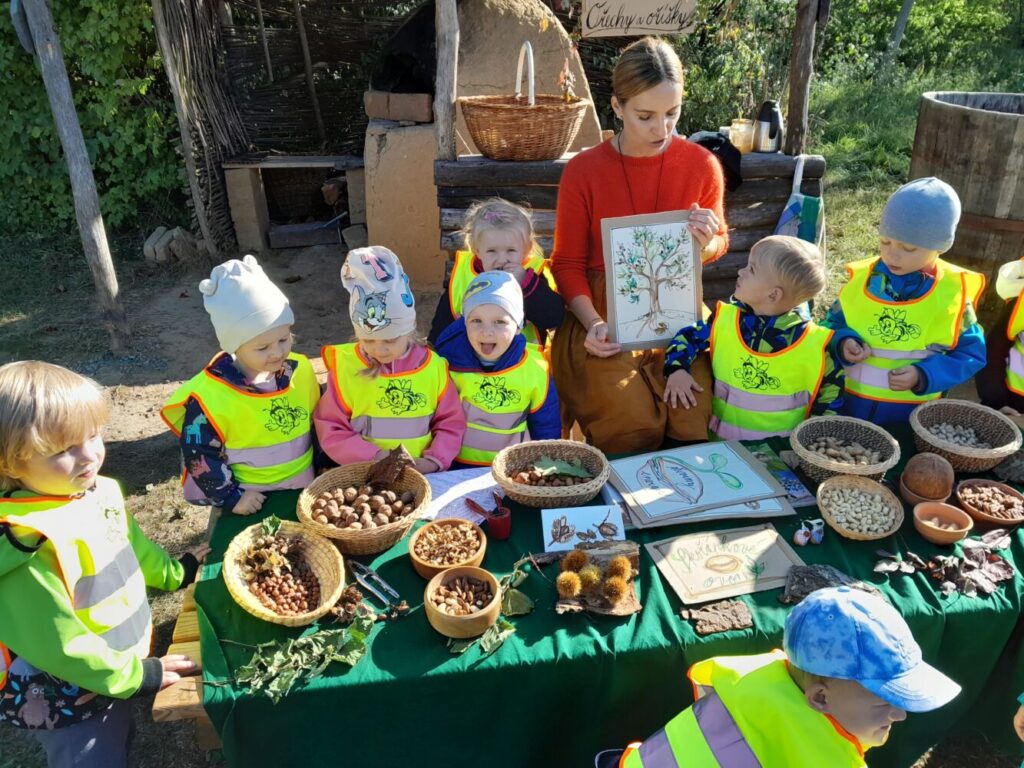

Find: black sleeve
976;300;1014;410
521;271;566;334
428;278;455;346
176;553;200;587
134;657;165;696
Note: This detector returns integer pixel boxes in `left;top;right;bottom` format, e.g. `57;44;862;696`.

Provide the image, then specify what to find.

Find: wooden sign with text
582;0;698;38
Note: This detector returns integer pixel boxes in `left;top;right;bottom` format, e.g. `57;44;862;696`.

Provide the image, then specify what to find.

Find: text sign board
582;0;698;38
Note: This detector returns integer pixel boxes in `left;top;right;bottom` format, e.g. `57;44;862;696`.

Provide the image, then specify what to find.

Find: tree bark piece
434;0;459;161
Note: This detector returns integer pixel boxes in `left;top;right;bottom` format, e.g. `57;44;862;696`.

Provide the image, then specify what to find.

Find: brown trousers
551;271;712;455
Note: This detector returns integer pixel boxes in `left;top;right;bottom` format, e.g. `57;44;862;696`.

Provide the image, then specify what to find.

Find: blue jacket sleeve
664;314;714;375
526;375;562;441
914;319;987;396
821;299;865;364
180;397;243;509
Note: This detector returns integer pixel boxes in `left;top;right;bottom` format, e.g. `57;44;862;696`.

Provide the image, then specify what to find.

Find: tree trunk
881;0;915;70
434;0;459;161
784;0;817;156
21;0;130;352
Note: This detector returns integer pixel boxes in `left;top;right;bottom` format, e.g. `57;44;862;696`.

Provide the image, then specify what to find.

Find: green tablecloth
196;449;1024;768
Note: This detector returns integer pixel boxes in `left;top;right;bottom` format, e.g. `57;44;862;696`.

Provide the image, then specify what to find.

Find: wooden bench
435;152;825;301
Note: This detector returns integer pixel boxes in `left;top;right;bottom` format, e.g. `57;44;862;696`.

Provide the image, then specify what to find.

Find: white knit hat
462;271;525;328
199;255;294;354
341;246;417;339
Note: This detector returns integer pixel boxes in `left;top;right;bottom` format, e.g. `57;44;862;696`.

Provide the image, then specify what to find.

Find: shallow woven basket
492;439;609;508
910;400;1022;472
460;94;590;161
296;464;431;555
223;520;345;627
817;475;904;541
789;416;900;483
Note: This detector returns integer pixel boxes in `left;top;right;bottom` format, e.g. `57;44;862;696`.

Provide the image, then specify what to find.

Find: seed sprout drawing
636;452;743;506
613;225;696;339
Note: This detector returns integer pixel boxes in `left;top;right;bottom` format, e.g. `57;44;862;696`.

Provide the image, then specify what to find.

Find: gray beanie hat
879;177;961;253
462;271;525;329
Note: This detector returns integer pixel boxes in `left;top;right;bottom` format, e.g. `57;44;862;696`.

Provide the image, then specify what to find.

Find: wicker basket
223;520;345;627
492;439;609;508
296;464;431;555
817;475;904;541
910;400;1022;472
458;41;590;161
789;416;900;483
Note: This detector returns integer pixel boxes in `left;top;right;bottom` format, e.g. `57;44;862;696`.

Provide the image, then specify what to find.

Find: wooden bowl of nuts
956;479;1024;526
910;400;1022;472
912;502;973;546
816;475;904;541
790;416;900;483
423;566;501;639
408;518;487;579
492;439;610;508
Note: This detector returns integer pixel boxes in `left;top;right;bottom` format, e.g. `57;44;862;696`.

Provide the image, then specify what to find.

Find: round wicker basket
223;520;345;627
817;475;904;541
459;95;590;161
910;400;1022;472
492;440;609;508
789;416;900;483
296;464;431;555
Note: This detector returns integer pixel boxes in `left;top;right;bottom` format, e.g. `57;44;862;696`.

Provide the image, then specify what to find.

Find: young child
0;361;208;768
977;258;1024;418
428;197;564;347
824;177;986;425
605;587;960;767
434;271;561;466
315;246;466;473
161;255;320;516
662;235;842;440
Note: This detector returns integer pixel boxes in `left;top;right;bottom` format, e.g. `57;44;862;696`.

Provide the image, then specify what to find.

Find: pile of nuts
310;485;417;530
413;521;482;567
241;534;321;616
959;484;1024;520
429;575;494;616
928;422;992;449
921;516;963;532
820;485;898;535
805;435;882;465
513;468;591;487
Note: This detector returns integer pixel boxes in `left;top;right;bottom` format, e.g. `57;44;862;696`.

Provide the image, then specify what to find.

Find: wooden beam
22;0;130;352
222;154;363;170
437;186;560;210
293;0;326;146
152;677;206;722
785;0;818;155
434;0;459;160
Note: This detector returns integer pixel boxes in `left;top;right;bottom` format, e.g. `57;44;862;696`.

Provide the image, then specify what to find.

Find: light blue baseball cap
784;587;960;713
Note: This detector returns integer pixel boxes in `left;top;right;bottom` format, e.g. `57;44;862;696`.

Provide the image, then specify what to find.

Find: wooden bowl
910;400;1022;472
913;502;973;545
408;518;487;580
423;566;501;639
955;479;1024;526
492;439;610;508
899;473;951;506
816;475;904;541
790;416;900;483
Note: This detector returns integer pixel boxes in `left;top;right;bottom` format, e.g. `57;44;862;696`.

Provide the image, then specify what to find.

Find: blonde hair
612;37;684;104
354;333;428;379
461;198;534;255
0;361;108;491
750;236;827;306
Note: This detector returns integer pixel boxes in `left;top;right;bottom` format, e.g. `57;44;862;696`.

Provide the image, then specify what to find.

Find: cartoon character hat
785;587;961;713
199;255;294;354
341;246;417;339
462;271;525;329
879;177;961;253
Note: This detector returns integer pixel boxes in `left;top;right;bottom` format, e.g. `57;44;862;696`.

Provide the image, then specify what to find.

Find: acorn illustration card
541;506;626;553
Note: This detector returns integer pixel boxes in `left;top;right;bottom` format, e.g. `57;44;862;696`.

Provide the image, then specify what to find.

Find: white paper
426;467;500;523
541;505;626;553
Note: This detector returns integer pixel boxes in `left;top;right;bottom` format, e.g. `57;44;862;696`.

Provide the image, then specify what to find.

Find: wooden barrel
910;92;1024;322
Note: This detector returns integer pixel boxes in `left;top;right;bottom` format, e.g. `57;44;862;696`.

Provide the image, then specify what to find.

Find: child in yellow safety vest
663;235;843;440
823;177;987;426
0;361;209;768
161;255;320;517
427;197;564;347
977;258;1024;418
435;271;561;467
601;587;960;768
315;246;466;473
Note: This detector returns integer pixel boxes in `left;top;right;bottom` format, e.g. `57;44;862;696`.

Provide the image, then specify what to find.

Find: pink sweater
314;343;466;471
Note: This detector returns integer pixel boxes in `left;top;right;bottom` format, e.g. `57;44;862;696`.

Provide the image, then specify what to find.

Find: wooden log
222;154;363;170
785;0;818;155
434;0;458;161
152;677;206;722
442;232;553;253
292;0;326;146
22;0;130;352
438;186;560;210
441;208;556;233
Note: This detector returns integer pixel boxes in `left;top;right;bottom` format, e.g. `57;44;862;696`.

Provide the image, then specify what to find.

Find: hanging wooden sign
582;0;698;38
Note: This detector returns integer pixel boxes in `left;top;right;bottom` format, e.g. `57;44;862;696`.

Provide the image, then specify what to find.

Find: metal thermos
752;100;785;153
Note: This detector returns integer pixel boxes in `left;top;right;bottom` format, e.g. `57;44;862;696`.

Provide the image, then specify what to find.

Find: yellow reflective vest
449;346;551;465
322;343;450;458
1006;285;1024;396
621;652;866;768
709;302;833;440
448;249;555;346
839;257;984;404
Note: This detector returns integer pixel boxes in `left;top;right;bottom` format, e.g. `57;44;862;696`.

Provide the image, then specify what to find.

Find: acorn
603;576;628;606
605;556;631;581
561;549;589;573
556;571;582;599
578;564;602;591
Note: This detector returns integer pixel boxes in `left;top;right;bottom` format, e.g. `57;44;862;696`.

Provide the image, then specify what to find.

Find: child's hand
159;654;199;690
663;369;704;409
888;366;920;392
1014;704;1024;742
232;490;266;515
186;543;212;562
413;458;438;475
841;337;872;364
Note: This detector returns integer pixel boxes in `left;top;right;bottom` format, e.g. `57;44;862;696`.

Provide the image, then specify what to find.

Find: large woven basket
492;439;609;508
223;520;345;627
789;416;900;483
910;400;1022;472
297;464;431;555
817;475;904;541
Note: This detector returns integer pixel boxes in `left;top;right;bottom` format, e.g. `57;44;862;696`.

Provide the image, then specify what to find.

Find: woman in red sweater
550;37;728;454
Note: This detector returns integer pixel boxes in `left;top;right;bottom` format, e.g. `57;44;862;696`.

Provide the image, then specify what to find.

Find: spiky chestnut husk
556;571;582;599
578;564;602;591
602;576;628;605
561;549;589;572
605;556;631;580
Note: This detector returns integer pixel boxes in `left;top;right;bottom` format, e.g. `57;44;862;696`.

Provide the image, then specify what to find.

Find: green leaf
447;637;477;655
501;588;535;617
261;515;283;536
479;619;516;655
533;456;593;479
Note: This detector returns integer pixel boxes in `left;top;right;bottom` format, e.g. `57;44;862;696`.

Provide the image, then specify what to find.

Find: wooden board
167;640;202;669
152;677;206;722
223;153;363;170
182;583;196;612
172;610;200;643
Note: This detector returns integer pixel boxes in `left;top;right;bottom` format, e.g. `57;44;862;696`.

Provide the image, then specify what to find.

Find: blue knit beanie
879;177;961;253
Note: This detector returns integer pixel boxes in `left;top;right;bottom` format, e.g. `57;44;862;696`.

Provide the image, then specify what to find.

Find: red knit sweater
550;136;728;304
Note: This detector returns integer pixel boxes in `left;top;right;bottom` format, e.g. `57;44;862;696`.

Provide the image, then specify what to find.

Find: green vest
449;346;551;465
709;302;833;440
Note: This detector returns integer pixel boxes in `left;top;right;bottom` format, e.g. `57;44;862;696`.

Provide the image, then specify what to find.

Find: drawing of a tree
614;226;695;338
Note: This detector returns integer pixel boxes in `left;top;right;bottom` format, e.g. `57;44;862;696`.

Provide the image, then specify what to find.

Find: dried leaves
873;530;1015;598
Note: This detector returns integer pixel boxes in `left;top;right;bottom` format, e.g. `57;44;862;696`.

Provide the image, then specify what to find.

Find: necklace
616;133;667;215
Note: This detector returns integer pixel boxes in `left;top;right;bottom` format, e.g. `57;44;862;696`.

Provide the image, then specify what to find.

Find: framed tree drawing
601;210;702;350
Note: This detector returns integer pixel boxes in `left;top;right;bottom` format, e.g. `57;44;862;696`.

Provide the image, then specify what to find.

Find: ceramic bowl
912;502;973;546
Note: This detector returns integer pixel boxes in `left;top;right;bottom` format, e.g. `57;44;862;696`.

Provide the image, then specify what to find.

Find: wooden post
255;0;274;83
434;0;459;161
21;0;130;351
785;0;818;156
293;0;326;146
